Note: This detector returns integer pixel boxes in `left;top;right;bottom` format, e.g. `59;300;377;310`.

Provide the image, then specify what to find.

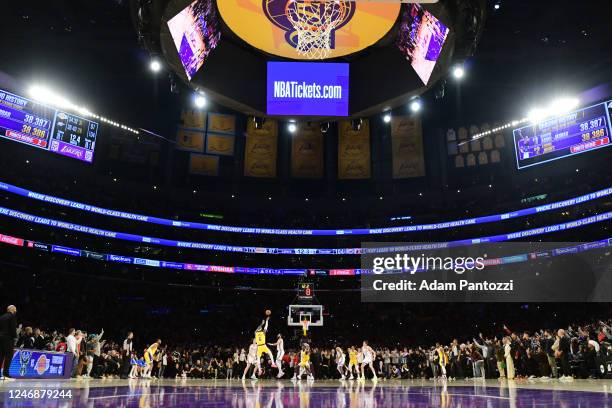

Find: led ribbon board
0;88;98;163
514;101;612;169
0;204;610;255
0;180;610;236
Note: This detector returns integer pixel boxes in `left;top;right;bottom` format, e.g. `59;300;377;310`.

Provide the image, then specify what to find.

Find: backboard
288;304;324;327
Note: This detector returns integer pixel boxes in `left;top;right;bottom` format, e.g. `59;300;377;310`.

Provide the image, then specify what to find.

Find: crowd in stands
5;312;611;382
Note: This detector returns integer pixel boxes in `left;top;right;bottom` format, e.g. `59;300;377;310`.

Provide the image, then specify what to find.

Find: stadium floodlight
150;58;162;73
494;3;501;10
452;65;465;79
194;93;207;109
383;113;392;123
28;85;73;110
288;123;297;133
410;99;422;113
550;97;579;115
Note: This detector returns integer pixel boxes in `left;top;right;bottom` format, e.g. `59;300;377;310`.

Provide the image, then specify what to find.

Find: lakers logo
262;1;356;50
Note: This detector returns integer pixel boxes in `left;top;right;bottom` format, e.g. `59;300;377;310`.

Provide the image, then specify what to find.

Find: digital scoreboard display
0;88;98;163
298;282;314;300
513;101;612;169
267;62;349;117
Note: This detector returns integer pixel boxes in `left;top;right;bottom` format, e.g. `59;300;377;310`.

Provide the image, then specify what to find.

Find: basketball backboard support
288;304;324;327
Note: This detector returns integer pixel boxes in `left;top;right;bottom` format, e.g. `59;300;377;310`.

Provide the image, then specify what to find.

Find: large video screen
267;62;349;116
167;0;221;81
0;88;98;163
397;4;450;85
513;101;612;169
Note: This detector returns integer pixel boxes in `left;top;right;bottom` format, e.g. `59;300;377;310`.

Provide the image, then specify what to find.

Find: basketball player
435;343;448;379
293;343;314;381
335;346;346;380
360;341;377;380
254;312;277;376
143;339;161;378
242;338;259;380
347;346;358;380
269;333;285;378
356;348;364;380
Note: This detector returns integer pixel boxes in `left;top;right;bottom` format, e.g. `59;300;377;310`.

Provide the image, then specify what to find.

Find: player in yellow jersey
347;346;358;380
143;339;161;378
293;343;314;381
254;311;277;377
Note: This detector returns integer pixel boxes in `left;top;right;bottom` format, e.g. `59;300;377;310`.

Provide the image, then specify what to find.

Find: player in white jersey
269;333;285;378
360;341;378;380
242;339;259;380
335;346;346;380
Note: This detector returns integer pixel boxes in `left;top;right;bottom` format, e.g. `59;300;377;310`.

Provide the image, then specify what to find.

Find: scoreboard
0;88;98;163
513;101;612;169
298;282;314;300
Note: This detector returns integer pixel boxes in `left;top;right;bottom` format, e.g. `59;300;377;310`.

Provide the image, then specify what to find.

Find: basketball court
1;379;611;407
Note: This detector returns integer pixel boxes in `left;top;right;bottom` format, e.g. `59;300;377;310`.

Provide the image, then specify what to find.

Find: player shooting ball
254;309;277;376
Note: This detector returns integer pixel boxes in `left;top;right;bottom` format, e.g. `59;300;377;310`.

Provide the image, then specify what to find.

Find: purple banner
267;62;349;116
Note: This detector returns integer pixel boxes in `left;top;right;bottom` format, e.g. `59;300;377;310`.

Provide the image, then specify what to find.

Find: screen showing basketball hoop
397;4;450;85
267;62;349;116
167;0;221;80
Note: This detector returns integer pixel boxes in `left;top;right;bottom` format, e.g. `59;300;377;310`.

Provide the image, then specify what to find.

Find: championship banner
207;113;236;135
189;153;219;176
292;122;324;178
180;109;206;130
176;127;205;152
338;120;371;179
206;133;235;156
244;119;278;178
391;116;426;178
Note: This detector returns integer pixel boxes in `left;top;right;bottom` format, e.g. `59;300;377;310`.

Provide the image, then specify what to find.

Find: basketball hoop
301;319;310;336
286;0;352;59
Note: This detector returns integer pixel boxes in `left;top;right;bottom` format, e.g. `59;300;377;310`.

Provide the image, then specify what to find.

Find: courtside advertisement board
267;62;349;116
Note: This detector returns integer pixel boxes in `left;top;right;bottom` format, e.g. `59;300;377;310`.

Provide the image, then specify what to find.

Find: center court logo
263;0;356;50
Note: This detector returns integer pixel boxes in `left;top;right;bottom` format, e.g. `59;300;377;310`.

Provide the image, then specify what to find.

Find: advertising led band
0;180;610;236
0;204;610;255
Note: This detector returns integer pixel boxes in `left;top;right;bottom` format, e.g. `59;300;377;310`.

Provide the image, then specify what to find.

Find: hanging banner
180;109;207;130
391;116;426;178
244;119;278;178
292;122;324;179
189;153;219;176
176;127;205;152
207;113;236;135
206;133;235;156
338;120;371;179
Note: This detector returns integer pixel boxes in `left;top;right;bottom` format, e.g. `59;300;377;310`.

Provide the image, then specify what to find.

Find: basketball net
301;320;310;337
286;0;351;59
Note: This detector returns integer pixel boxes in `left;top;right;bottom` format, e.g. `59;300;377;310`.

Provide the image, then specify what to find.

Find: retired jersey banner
206;133;235;156
189;153;219;176
391;116;426;178
180;109;207;130
338;120;371;179
207;113;236;135
244;119;278;178
176;127;205;152
292;122;324;178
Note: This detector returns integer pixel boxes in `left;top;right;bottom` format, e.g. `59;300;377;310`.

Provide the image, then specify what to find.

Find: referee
0;305;17;380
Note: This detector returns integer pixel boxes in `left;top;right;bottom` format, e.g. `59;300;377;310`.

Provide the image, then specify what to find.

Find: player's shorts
337;356;346;366
349;359;357;366
144;352;153;364
299;360;310;368
247;355;257;365
276;351;285;362
257;345;271;357
362;354;373;365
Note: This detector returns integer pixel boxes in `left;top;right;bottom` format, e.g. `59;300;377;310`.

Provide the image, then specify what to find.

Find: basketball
265;309;272;316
